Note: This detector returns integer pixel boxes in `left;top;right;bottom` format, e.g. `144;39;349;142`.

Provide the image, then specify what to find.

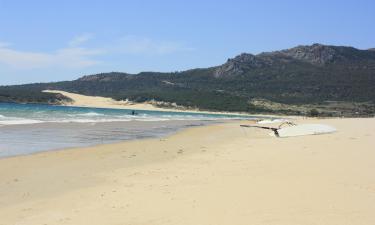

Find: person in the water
131;110;137;115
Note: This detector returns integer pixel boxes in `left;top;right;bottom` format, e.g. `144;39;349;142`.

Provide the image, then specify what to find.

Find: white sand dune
43;90;254;116
43;90;172;111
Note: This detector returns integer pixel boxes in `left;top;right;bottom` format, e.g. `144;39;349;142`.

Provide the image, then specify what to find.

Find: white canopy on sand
270;124;337;137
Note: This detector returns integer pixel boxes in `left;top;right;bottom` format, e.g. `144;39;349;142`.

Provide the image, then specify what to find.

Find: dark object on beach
309;109;320;117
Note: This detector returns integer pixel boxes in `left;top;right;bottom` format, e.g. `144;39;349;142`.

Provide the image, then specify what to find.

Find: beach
1;1;374;224
43;90;258;116
44;90;170;111
0;117;374;225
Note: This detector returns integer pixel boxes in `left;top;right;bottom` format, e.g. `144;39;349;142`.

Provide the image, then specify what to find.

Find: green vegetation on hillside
1;44;374;117
0;84;71;104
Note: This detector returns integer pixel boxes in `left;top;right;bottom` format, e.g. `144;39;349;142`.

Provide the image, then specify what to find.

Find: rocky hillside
1;44;374;116
214;44;375;77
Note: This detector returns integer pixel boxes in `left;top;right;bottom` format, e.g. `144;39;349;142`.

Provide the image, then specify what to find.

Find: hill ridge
1;43;374;116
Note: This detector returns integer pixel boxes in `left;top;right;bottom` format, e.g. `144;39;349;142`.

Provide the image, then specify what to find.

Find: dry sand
43;90;255;116
0;118;374;225
44;90;171;111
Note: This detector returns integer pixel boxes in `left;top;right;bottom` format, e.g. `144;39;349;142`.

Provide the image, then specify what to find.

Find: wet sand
0;120;216;158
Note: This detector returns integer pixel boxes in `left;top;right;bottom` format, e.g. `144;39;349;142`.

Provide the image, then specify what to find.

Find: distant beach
43;90;260;116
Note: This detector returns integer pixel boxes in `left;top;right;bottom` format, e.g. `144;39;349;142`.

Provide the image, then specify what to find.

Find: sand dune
0;118;374;224
44;90;174;111
43;90;253;116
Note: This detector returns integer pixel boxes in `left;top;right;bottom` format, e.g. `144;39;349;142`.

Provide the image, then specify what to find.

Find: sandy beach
44;90;171;111
43;90;261;116
0;117;374;225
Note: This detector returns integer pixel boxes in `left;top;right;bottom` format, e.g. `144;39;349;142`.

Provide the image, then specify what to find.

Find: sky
0;0;374;85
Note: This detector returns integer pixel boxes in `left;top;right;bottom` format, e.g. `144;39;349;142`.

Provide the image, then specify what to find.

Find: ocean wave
76;112;105;116
0;114;44;125
0;116;213;125
59;118;132;123
0;119;43;125
0;113;247;126
134;118;171;122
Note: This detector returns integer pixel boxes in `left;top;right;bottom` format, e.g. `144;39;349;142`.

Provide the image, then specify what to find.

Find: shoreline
0;119;226;159
1;117;374;224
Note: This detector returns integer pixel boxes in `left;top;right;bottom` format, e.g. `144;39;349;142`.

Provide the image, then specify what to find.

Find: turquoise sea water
0;103;250;125
0;103;258;157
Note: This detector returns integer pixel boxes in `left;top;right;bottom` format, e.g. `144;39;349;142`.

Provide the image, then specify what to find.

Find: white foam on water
0;116;200;125
0;114;43;125
135;118;171;122
76;112;105;116
0;110;249;126
0;119;43;125
59;118;133;123
0;115;238;125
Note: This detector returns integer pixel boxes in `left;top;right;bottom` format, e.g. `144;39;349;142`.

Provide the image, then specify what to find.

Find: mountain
214;43;375;77
1;44;375;116
278;43;375;65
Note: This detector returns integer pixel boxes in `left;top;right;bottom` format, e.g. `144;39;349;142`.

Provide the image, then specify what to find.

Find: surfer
131;110;137;115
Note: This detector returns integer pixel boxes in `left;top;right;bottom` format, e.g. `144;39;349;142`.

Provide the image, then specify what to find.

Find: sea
0;102;259;158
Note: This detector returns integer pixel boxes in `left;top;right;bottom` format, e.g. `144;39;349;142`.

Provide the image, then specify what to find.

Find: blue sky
0;0;374;85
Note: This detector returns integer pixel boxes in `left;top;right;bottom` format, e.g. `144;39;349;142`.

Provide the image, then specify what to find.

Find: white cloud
0;35;194;70
114;35;195;55
0;35;103;70
0;47;53;69
0;42;12;48
0;46;103;69
68;33;93;47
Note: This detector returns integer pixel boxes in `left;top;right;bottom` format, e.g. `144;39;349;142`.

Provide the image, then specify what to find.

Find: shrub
309;108;319;117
